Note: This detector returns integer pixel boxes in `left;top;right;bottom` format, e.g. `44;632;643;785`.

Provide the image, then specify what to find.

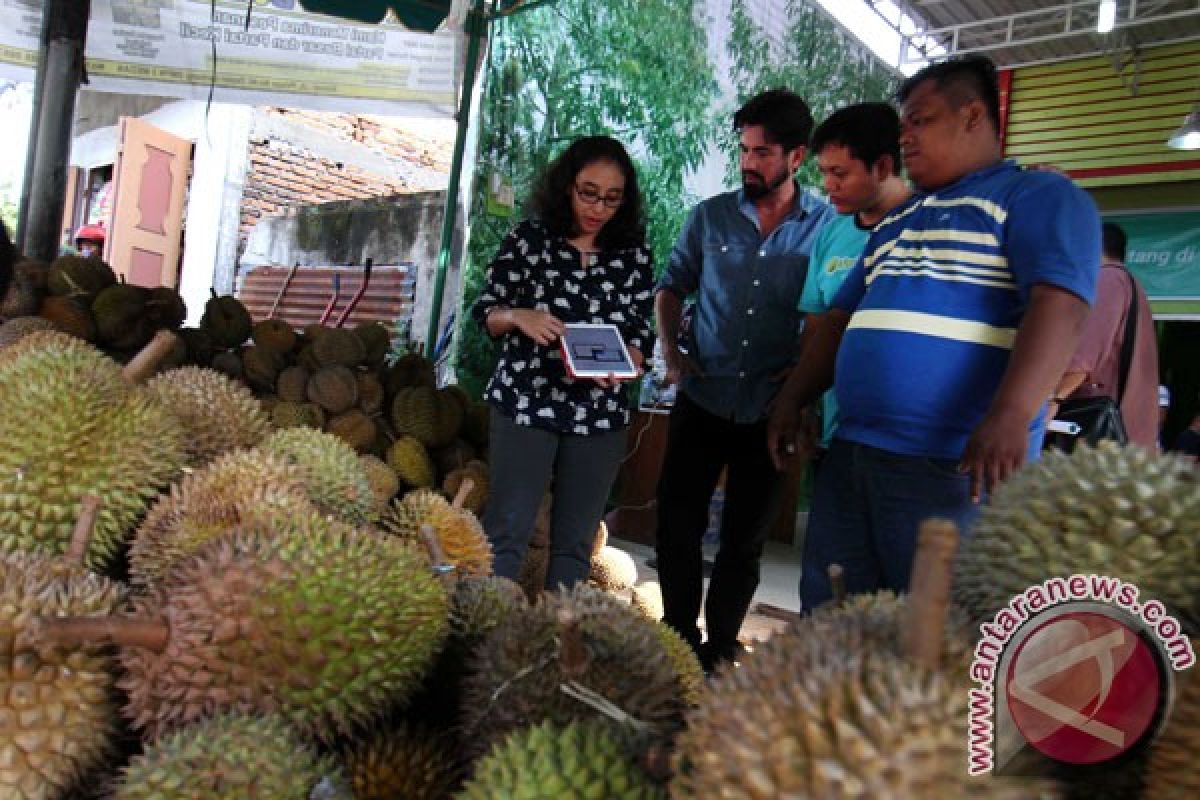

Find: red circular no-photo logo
1005;610;1161;765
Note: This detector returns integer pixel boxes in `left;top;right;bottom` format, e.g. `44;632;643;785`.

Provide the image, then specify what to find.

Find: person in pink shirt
1050;223;1160;449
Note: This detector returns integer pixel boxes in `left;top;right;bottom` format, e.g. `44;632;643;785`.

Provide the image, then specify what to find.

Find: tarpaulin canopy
299;0;461;32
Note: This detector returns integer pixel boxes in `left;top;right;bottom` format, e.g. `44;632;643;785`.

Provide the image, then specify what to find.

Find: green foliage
724;0;898;189
452;0;718;397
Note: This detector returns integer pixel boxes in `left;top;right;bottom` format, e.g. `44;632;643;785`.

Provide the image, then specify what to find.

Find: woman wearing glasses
471;135;656;590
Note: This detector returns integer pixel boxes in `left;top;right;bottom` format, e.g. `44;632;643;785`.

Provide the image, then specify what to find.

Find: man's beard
742;168;790;200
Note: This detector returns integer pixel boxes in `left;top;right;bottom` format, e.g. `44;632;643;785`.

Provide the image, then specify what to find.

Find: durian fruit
241;344;285;394
388;434;436;489
458;718;664;800
360;454;400;514
517;493;553;600
655;621;705;707
143;287;187;330
343;722;461;800
327;408;378;453
1;269;41;319
111;712;348;800
1143;652;1199;800
0;333;186;567
380;488;492;577
258;427;375;524
0;316;56;349
252;317;296;353
443;460;489;514
209;348;243;379
308;364;360;414
47;254;115;302
385;351;435;396
391;385;462;448
175;327;215;367
91;284;151;350
954;443;1200;632
433;439;477;476
38;509;450;741
592;520;609;557
461;584;688;761
313;327;366;368
199;290;252;349
272;400;325;429
276;364;310;403
354;321;391;368
590;545;638;593
631;581;665;620
1;510;124;800
670;523;1050;800
462;401;490;450
143;366;272;467
128;448;312;589
357;370;385;415
38;295;96;341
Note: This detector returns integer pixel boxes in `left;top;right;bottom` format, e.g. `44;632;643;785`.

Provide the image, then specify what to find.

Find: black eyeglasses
574;183;624;209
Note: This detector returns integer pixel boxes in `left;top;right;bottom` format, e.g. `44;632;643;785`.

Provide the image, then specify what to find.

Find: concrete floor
611;536;804;645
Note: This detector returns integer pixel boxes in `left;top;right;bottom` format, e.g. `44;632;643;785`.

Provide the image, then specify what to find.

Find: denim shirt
658;184;833;423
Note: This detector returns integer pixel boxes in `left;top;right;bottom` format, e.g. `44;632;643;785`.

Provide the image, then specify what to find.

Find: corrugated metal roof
893;0;1200;69
237;264;416;330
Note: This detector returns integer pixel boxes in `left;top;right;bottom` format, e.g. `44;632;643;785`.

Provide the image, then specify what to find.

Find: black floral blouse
471;219;656;435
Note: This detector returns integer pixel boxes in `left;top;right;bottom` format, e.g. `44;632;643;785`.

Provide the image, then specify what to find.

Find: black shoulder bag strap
1115;268;1138;405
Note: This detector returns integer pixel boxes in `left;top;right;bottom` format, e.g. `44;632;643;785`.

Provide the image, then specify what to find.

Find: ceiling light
1167;106;1200;150
1097;0;1116;34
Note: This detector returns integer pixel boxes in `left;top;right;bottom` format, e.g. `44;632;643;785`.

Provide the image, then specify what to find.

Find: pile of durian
3;255;1198;799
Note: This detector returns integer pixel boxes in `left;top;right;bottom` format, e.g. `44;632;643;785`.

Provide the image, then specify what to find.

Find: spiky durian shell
391;385;461;448
461;584;687;761
631;581;664;620
442;460;489;514
308;365;359;414
1;549;124;800
112;713;347;800
119;510;449;741
517;542;549;601
129;449;313;589
954;443;1200;632
276;364;310;404
1144;649;1200;800
251;318;296;353
458;718;664;800
313;328;366;368
47;255;115;302
353;321;391;368
258;427;375;525
327;408;378;452
0;337;186;567
272;400;325;429
240;344;286;394
380;489;493;577
38;296;96;341
669;593;1045;800
0;316;56;350
450;575;527;644
343;723;461;800
654;621;705;707
144;367;272;467
387;434;436;489
357;371;385;415
590;545;638;592
359;454;399;514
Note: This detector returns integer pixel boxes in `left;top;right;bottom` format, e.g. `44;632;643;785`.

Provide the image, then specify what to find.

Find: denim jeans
799;438;977;611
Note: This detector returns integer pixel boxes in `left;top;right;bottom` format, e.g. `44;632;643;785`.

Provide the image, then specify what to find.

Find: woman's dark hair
529;135;646;250
0;220;15;303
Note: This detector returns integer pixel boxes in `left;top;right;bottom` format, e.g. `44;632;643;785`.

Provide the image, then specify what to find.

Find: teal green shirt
798;214;870;448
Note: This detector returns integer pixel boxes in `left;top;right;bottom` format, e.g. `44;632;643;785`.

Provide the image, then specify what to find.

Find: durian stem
557;608;590;679
450;476;475;510
827;563;846;608
64;495;102;567
418;524;455;588
122;329;179;385
34;615;170;652
902;518;960;671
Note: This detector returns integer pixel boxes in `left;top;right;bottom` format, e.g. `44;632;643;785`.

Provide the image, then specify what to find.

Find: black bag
1046;270;1137;453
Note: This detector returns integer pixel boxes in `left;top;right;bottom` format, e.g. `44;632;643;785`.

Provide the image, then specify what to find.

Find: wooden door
105;118;192;288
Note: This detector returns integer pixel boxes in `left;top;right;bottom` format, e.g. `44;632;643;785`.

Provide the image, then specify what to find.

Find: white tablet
560;323;638;380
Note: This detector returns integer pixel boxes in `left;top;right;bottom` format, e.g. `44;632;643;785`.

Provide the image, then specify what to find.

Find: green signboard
1105;211;1200;300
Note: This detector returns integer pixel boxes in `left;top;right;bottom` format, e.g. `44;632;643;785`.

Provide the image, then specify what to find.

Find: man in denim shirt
655;88;833;670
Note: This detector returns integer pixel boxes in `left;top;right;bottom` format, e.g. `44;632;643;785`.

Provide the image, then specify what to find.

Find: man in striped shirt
768;55;1100;609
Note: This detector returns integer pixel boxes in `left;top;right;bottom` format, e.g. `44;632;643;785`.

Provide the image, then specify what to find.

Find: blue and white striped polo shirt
831;159;1100;460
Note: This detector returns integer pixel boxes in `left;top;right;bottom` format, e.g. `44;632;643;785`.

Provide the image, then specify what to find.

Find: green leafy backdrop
452;0;897;398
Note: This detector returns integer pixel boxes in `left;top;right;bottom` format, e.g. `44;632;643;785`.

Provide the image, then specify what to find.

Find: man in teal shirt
795;103;912;454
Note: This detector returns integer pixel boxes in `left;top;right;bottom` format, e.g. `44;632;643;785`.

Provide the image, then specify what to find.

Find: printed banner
0;0;460;117
1105;210;1200;300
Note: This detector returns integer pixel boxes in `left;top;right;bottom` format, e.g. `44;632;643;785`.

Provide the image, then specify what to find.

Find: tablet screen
560;323;637;379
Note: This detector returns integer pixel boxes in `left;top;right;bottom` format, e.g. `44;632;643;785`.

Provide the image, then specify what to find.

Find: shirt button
747;308;754;316
720;245;728;253
752;279;760;287
739;371;746;377
758;250;766;257
742;339;749;346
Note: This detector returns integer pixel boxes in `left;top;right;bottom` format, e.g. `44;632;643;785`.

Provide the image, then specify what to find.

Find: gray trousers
483;408;627;590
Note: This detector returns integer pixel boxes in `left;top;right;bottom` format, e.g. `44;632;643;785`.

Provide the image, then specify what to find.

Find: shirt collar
927;158;1017;195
